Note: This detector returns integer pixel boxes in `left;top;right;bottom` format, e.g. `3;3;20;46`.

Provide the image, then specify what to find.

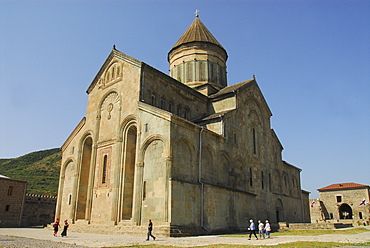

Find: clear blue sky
1;0;369;198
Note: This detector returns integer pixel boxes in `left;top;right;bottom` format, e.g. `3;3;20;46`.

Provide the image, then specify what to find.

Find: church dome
168;15;228;95
169;15;226;54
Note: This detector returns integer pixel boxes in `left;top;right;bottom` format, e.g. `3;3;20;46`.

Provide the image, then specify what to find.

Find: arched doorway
76;137;93;220
121;125;137;220
339;203;352;219
141;139;166;224
275;198;284;222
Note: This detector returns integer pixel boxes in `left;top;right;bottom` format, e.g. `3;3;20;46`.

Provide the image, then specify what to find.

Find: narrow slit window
261;171;264;189
143;181;147;201
102;155;108;184
253;128;257;154
250;168;253;187
68;194;72;205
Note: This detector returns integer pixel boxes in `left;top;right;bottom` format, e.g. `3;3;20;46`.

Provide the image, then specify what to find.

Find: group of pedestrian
52;218;154;241
52;218;69;237
52;218;271;241
248;219;271;240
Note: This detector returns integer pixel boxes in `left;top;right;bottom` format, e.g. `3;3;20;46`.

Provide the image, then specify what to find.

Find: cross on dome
195;9;200;17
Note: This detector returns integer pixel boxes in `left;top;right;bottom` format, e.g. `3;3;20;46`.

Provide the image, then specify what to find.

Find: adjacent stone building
310;183;370;225
0;175;27;227
56;15;309;236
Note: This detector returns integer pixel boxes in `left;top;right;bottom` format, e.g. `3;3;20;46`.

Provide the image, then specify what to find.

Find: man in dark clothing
146;219;156;241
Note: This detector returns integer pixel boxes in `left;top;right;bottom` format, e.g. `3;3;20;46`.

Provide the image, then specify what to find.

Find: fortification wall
22;194;56;226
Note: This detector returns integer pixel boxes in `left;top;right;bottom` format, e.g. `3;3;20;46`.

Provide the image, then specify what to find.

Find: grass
105;241;370;247
272;227;370;236
221;227;370;237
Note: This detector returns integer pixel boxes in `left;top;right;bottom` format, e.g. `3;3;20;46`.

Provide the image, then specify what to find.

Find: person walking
52;218;61;237
61;219;69;237
258;220;265;239
248;219;258;240
264;220;271;238
146;219;156;241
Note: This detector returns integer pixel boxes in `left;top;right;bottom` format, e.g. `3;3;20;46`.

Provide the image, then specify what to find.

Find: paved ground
0;226;370;247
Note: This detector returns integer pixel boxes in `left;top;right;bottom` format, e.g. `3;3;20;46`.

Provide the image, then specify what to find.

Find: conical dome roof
170;16;225;52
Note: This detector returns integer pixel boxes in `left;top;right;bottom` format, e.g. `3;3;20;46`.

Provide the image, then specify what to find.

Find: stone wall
22;194;56;227
289;222;352;230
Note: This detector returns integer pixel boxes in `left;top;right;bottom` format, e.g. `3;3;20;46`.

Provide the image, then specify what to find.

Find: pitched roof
194;109;235;123
318;182;369;191
209;79;255;99
170;16;225;51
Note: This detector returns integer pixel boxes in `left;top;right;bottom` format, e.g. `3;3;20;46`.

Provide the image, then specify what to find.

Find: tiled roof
170;16;224;51
318;182;369;191
209;79;255;98
195;109;235;123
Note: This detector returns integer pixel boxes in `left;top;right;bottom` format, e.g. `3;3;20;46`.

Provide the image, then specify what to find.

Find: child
264;220;271;238
258;220;265;239
61;219;69;237
53;218;61;237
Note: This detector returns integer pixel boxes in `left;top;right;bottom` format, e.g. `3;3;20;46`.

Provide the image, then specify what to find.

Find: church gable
98;60;123;89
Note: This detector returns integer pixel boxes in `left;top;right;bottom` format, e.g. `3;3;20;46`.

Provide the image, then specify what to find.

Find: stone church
56;15;310;236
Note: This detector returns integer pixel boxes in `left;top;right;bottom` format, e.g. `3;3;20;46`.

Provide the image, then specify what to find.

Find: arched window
177;105;181;116
187;62;192;82
169;101;173;113
7;186;13;195
184;107;190;119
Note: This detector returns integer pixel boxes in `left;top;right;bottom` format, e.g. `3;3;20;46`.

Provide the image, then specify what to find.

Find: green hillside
0;148;62;196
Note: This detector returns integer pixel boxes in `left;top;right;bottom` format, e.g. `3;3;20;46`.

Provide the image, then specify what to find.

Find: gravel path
0;226;369;247
0;235;86;248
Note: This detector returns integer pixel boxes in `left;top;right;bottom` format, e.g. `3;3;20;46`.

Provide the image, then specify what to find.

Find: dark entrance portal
339;203;352;219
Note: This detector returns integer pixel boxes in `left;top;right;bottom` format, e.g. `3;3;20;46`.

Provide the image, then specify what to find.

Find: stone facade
56;16;309;236
0;175;27;227
310;183;370;226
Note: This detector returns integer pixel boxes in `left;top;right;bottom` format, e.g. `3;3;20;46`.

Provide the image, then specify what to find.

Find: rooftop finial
113;44;116;50
195;9;200;17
